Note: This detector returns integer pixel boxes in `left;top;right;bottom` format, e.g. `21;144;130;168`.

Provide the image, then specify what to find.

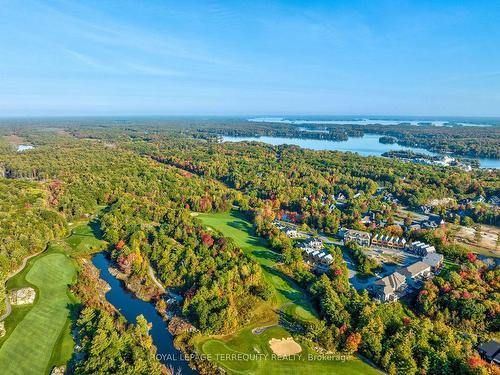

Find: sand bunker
269;337;302;357
0;321;5;337
9;287;36;305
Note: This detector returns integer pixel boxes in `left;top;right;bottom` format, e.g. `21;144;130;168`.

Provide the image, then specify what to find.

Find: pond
91;253;197;374
16;145;34;152
222;134;499;169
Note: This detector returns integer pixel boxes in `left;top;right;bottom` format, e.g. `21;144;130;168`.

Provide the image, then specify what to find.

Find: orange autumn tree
115;239;126;251
345;332;362;354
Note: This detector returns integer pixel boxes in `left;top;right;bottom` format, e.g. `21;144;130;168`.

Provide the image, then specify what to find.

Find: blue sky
1;0;500;116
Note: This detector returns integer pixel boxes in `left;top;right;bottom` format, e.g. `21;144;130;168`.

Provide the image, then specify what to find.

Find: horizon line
1;114;500;120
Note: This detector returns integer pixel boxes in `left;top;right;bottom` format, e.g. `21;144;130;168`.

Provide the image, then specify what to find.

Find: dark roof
494;352;500;364
478;340;500;359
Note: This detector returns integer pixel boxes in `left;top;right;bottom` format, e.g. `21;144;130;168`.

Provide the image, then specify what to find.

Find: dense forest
101;198;270;334
138;137;499;228
0;121;498;375
0;179;66;316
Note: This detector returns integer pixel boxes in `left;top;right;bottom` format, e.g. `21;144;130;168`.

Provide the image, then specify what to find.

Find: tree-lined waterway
92;253;197;375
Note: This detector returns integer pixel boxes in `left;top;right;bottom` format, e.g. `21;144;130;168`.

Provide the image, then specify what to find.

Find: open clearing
196;211;381;375
0;220;106;374
65;220;106;255
450;224;499;258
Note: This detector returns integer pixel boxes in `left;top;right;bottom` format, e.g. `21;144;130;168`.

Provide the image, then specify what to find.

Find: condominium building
406;241;436;256
343;229;371;247
371;234;407;249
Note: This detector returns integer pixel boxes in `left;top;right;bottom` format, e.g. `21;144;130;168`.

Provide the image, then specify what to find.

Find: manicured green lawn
65;220;107;255
196;211;381;375
0;219;107;374
0;253;76;375
195;325;380;375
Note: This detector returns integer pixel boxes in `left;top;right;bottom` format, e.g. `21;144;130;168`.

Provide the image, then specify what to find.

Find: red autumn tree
199;196;212;212
48;179;63;205
184;285;198;301
201;232;214;248
468;356;486;368
467;252;477;263
441;285;451;293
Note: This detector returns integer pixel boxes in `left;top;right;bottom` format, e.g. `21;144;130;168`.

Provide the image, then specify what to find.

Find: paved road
314;232;375;290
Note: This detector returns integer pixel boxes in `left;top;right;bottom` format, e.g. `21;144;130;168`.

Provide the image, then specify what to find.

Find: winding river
92;253;197;374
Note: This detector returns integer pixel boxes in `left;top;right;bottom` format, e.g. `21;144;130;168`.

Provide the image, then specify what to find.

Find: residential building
272;221;302;238
371;234;407;249
478;340;500;365
428;214;446;226
489;196;500;207
406;241;436;256
422;221;438;229
475;195;486;203
360;215;372;225
272;220;285;230
336;227;348;239
310;250;321;260
420;205;432;214
360;211;376;225
335;201;347;209
320;253;333;265
299;237;323;250
400;261;431;281
373;272;407;302
459;198;472;206
383;193;399;204
343;229;371;247
422;253;444;271
407;223;421;231
302;248;333;273
303;248;315;258
284;228;300;238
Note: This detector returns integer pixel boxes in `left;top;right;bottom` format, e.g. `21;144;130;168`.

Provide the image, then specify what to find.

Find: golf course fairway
0;220;106;375
0;253;76;375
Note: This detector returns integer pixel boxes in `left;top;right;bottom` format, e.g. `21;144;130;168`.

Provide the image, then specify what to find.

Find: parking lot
345;246;422;291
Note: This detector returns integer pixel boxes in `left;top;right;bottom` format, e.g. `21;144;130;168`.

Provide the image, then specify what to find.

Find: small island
378;136;397;144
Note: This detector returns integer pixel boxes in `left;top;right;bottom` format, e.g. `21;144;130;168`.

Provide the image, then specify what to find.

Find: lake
92;253;197;374
222;134;500;169
248;117;496;127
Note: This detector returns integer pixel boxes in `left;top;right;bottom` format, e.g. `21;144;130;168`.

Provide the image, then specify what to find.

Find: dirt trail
148;265;165;293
